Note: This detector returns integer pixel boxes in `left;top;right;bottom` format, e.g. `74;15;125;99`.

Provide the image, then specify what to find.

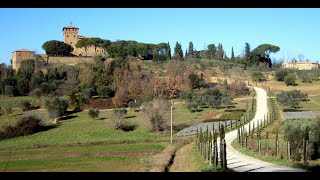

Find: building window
67;35;69;37
70;42;72;45
74;35;76;38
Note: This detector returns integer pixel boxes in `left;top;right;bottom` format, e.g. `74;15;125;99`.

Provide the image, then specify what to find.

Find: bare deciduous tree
142;99;170;132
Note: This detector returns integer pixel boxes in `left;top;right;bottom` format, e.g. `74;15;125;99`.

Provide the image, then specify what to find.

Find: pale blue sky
1;8;320;65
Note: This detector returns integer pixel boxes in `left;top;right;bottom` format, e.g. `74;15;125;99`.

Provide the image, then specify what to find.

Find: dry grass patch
170;141;199;172
148;137;192;172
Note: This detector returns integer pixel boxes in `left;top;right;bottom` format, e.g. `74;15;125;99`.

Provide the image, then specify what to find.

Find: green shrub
40;82;57;95
97;85;114;98
251;71;266;82
111;108;128;130
284;73;296;86
69;91;89;111
45;97;69;121
0;112;43;140
299;72;313;83
275;69;289;81
276;90;307;108
221;96;232;108
188;72;205;89
1;101;14;118
83;88;95;98
128;101;139;112
186;101;200;113
283;118;320;161
4;86;14;96
88;108;100;119
29;88;42;98
17;100;32;111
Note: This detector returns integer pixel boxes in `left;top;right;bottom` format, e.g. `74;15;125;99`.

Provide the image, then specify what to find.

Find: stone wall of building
12;50;35;70
282;61;319;70
12;52;96;71
47;56;95;65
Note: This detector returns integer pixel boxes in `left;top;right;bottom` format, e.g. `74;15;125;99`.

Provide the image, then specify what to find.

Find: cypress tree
231;46;235;62
188;41;194;57
173;42;183;61
166;42;171;60
244;42;251;63
217;43;224;60
185;49;188;59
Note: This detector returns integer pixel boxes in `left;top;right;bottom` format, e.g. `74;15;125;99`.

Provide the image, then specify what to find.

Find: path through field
223;87;307;172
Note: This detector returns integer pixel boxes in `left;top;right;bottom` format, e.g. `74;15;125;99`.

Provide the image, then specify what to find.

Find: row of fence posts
236;91;309;165
196;124;227;171
194;89;257;171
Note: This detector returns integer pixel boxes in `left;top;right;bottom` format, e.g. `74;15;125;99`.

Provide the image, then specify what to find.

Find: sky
1;8;320;65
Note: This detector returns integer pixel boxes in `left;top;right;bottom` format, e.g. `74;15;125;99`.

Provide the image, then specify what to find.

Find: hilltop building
12;22;104;70
62;22;105;57
12;49;36;70
282;60;318;70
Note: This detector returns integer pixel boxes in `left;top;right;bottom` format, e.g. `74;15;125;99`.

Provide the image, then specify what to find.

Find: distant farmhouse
12;22;104;70
282;59;319;70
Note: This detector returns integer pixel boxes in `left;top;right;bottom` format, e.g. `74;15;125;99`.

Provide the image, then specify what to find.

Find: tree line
41;37;280;69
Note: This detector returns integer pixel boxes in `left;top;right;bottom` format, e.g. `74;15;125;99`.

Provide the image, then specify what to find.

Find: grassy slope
0;98;223;171
0;142;167;172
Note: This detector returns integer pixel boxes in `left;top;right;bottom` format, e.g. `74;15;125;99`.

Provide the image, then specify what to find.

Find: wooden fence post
214;139;218;171
258;131;261;154
242;127;245;147
287;141;291;161
303;139;307;165
266;131;269;156
224;120;227;131
222;139;227;171
248;122;251;137
196;129;199;150
220;139;223;170
276;140;279;159
275;131;278;158
245;132;247;149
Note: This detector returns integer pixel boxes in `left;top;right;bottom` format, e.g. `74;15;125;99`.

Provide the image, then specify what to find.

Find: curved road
223;87;307;172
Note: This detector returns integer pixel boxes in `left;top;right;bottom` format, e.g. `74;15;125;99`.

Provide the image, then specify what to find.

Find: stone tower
12;49;35;70
62;22;79;54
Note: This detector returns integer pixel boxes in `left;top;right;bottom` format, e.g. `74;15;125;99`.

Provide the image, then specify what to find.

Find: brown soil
85;98;116;109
